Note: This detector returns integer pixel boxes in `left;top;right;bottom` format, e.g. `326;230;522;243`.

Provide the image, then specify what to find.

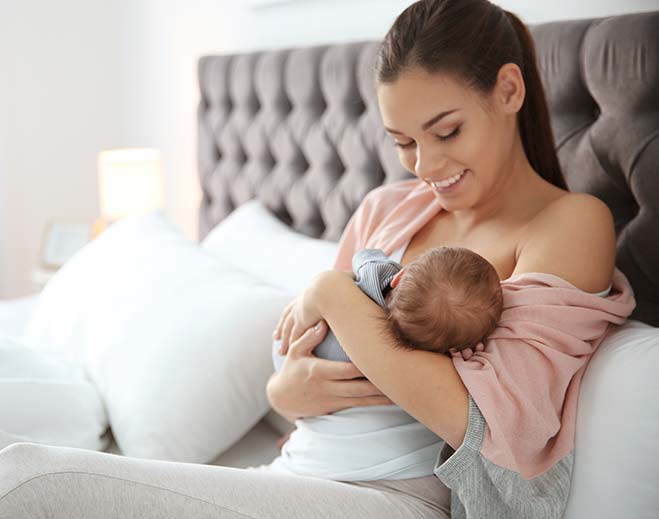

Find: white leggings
0;442;451;518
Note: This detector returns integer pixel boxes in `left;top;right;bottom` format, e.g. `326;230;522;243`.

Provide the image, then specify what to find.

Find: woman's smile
426;169;470;195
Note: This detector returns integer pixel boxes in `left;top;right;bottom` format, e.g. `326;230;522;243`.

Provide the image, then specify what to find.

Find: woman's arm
266;320;394;422
311;270;470;450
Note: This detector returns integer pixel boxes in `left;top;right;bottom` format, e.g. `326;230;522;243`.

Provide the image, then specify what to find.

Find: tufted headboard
198;10;659;326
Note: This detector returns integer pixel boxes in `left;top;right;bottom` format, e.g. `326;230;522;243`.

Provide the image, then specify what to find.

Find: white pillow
0;333;108;451
0;295;39;340
202;200;340;434
23;210;293;463
201;199;338;294
565;318;659;518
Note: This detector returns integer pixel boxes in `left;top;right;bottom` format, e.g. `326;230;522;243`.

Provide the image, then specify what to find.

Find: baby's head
382;247;503;355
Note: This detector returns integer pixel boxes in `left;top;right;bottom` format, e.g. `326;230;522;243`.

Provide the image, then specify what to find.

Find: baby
272;245;503;371
268;246;503;481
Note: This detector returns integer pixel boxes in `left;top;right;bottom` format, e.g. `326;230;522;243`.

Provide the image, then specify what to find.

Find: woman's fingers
280;313;296;354
278;329;289;355
273;301;292;339
289;323;305;348
287;320;327;358
313;359;365;380
332;378;387;398
272;326;394;418
273;299;296;340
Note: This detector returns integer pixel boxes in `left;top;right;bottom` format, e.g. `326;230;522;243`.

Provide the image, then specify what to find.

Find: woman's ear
495;62;525;115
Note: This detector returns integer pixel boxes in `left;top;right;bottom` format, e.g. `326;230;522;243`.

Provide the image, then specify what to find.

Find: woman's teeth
432;170;466;189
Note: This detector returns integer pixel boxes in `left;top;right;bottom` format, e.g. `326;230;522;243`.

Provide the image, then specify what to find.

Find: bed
195;8;659;462
2;8;658;518
193;9;659;515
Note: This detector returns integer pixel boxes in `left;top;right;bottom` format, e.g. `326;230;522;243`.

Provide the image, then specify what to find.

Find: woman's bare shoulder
512;192;617;292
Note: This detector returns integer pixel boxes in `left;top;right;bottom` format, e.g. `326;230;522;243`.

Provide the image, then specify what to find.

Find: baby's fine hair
383;247;503;354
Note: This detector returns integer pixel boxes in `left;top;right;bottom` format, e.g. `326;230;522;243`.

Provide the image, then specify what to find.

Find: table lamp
93;148;164;237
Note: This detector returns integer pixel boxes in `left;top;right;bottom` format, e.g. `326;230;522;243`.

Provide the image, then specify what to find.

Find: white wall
0;0;129;297
118;0;419;248
1;0;657;298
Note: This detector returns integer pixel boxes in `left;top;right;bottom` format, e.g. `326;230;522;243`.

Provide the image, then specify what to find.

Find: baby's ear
390;267;406;288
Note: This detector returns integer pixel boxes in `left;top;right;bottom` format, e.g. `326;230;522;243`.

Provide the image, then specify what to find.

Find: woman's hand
273;270;356;355
272;273;330;355
266;320;394;421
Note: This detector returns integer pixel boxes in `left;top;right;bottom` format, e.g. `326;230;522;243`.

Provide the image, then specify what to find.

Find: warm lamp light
93;148;163;237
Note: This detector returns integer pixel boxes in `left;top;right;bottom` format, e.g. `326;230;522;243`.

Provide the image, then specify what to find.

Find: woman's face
376;68;517;212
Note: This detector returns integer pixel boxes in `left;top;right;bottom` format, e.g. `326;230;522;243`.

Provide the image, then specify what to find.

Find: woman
0;1;630;518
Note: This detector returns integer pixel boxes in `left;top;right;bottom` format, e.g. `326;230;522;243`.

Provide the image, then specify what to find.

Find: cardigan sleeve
433;394;573;519
432;270;635;519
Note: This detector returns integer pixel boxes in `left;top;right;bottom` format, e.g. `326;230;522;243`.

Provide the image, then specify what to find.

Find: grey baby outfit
272;248;401;370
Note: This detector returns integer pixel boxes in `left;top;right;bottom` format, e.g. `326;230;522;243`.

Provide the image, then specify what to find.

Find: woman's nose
415;147;448;181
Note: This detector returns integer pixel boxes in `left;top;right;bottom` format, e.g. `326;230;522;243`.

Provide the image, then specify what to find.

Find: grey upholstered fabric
198;10;659;326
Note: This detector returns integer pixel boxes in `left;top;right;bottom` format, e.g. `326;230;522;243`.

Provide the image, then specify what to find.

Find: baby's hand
449;343;485;360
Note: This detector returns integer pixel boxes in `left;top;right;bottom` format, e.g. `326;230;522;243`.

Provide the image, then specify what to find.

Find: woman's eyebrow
384;109;460;135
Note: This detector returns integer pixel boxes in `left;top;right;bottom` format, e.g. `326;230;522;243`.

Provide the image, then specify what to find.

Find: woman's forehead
376;71;473;130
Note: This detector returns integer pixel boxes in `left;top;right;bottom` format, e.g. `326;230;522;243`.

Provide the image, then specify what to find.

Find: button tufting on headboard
198;10;659;326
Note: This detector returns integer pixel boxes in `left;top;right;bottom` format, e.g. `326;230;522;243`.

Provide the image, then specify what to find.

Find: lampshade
97;148;163;221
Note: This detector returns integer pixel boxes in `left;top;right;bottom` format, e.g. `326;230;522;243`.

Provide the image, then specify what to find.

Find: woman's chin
434;197;471;212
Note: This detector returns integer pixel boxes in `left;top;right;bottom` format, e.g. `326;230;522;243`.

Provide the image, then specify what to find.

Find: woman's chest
400;214;526;281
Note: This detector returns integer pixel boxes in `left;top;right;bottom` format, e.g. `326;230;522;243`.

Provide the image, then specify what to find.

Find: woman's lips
431;169;469;194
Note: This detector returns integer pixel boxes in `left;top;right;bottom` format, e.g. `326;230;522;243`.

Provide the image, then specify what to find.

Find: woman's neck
450;147;548;234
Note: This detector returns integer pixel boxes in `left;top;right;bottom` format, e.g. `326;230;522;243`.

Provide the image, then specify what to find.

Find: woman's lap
0;442;450;519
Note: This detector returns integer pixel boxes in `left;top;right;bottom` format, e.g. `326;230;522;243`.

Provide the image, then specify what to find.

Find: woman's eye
435;125;461;142
394;140;415;149
393;125;462;149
